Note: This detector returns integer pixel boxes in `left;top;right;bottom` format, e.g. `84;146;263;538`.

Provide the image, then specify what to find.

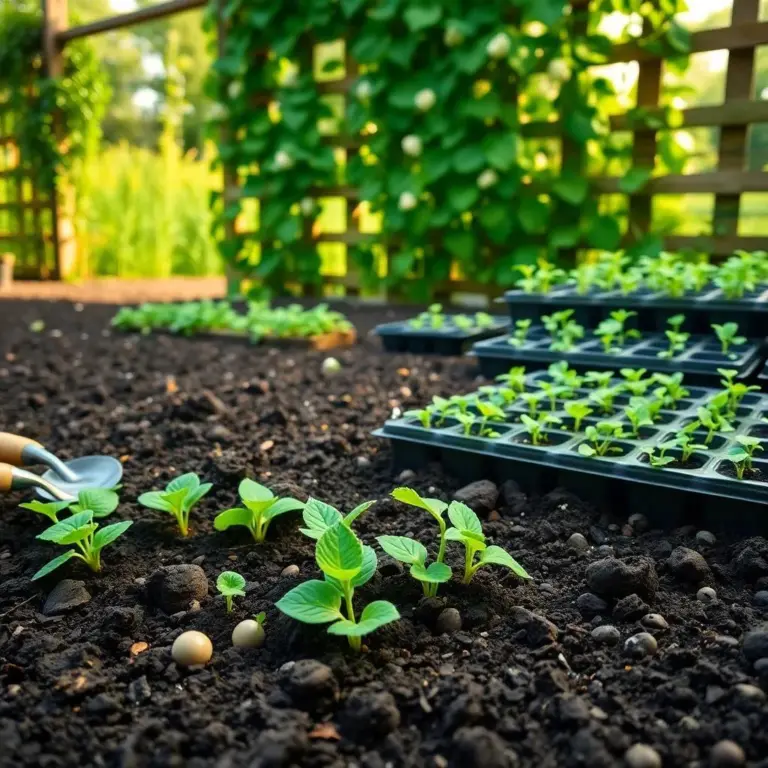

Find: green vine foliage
210;0;690;299
0;7;109;189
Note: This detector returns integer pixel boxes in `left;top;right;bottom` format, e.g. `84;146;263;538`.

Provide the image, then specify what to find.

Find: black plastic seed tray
470;327;767;385
501;286;768;335
375;316;508;355
374;371;768;533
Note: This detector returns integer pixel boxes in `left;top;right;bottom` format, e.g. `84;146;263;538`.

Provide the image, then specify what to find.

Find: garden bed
2;299;768;767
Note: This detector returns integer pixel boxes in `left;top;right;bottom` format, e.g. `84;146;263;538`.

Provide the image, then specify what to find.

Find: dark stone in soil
453;480;499;515
576;592;609;619
613;593;650;623
586;556;659;600
742;624;768;662
436;607;462;634
452;726;515;768
510;607;558;647
146;564;208;614
279;659;339;712
500;479;526;510
42;580;91;615
731;538;768;582
667;546;712;584
340;688;400;741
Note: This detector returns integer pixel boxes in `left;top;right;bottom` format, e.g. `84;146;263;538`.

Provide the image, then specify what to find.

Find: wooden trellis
20;0;768;290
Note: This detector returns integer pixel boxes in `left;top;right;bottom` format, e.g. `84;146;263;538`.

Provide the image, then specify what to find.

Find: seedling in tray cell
444;502;530;584
214;479;305;543
516;259;567;294
495;365;527;393
276;520;399;652
217;571;246;613
583;370;614;388
409;303;446;330
453;312;495;332
589;386;621;415
507;318;532;348
718;368;761;419
138;473;213;537
658;314;689;359
726;436;764;479
32;511;132;580
595;310;641;353
691;404;734;445
623;400;654;437
652;372;690;409
538;380;568;412
405;396;454;428
578;421;627;457
570;263;598;295
547;361;583;394
620;368;651;397
673;432;709;463
478;386;517;409
564;402;594;432
520;413;561;445
521;391;545;418
712;322;747;359
542;310;585;352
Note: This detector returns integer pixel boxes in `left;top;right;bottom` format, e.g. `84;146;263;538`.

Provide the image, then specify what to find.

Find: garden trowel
0;432;122;500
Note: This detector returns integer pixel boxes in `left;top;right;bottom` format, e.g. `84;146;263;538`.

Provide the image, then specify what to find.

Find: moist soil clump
2;299;768;767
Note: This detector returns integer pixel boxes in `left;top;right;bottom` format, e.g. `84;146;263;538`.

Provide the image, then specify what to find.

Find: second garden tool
0;432;123;498
0;462;74;501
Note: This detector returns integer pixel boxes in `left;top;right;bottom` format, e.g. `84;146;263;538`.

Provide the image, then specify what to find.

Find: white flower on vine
477;169;498;189
356;80;372;101
401;135;423;157
444;25;464;47
274;150;294;170
398;191;418;211
300;197;316;216
415;88;436;112
547;58;571;82
487;33;511;60
227;81;243;100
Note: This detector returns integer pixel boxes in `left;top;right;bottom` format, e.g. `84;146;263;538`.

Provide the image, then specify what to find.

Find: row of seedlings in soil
471;309;766;384
20;475;529;653
111;300;357;349
504;250;768;334
375;363;768;518
375;303;508;355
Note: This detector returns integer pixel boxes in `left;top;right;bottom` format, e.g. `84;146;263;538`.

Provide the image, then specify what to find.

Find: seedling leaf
238;478;274;503
167;473;201;494
213;507;252;531
136;491;173;512
316;522;363;581
328;544;378;590
183;483;213;512
327;600;400;637
19;499;72;523
301;498;343;539
447;501;482;535
344;500;376;527
390;487;447;520
217;570;247;596
263;497;305;522
410;562;452;583
478;545;531;578
377;535;427;565
37;511;96;545
76;488;119;518
31;550;78;581
276;579;343;624
92;520;132;551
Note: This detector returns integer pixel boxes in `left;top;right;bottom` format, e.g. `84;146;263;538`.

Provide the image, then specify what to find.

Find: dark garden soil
2;298;768;768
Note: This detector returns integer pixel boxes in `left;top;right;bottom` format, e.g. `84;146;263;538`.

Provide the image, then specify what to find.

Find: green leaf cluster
139;473;212;537
20;487;119;524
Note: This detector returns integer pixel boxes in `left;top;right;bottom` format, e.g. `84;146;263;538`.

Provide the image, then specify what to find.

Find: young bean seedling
138;473;212;537
672;433;708;464
538;381;568;412
520;413;560;445
595;310;641;353
214;479;305;543
495;366;526;393
642;440;678;468
623;400;654;437
652;372;689;409
583;370;614;388
542;310;584;352
712;322;746;359
717;368;760;419
217;571;246;613
276;521;399;652
658;314;689;359
507;318;532;348
444;502;530;584
547;361;583;395
589;386;620;415
578;421;626;457
693;403;734;445
620;368;650;397
564;402;593;432
20;487;119;524
726;436;764;479
32;511;132;580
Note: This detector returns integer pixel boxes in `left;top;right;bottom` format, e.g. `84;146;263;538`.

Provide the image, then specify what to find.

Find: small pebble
753;591;768;606
591;625;620;645
733;683;765;701
436;608;462;635
567;533;589;553
232;619;266;648
321;357;341;375
597;545;615;557
625;743;662;768
281;564;300;577
696;530;717;546
396;469;416;483
697;586;717;603
539;582;555;594
628;513;649;533
710;740;745;767
624;632;658;658
356;456;371;468
171;631;213;667
641;614;669;631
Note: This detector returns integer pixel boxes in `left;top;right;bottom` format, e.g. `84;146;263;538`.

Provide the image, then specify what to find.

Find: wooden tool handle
0;432;40;466
0;462;13;492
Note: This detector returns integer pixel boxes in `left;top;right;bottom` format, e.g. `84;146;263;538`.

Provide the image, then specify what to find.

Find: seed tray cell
502;286;768;335
471;329;767;385
375;316;508;355
375;371;768;532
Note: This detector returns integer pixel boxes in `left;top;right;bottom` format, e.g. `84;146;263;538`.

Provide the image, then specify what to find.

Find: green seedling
452;315;474;332
390;488;450;596
409;303;445;330
444;502;530;584
693;404;734;444
620;368;650;397
19;487;119;524
571;263;598;295
457;413;478;436
516;259;566;294
276;522;399;652
652;372;689;409
686;261;715;292
564;402;593;432
217;571;246;613
521;391;545;418
578;421;626;457
623;400;654;437
495;366;527;393
658;314;689;359
508;318;532;348
404;406;433;429
214;479;305;543
299;497;376;541
712;322;746;359
589;386;620;415
520;413;560;445
642;440;678;468
726;436;764;479
138;473;212;537
447;394;476;416
475;401;506;437
672;433;708;464
405;396;453;429
717;368;760;418
542;309;584;352
32;511;132;580
583;370;614;388
618;269;642;295
595;310;641;353
474;312;495;329
376;536;452;597
547;361;583;394
538;381;567;412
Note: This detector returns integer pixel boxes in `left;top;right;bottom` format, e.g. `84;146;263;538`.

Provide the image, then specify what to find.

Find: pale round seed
171;630;213;666
232;619;266;649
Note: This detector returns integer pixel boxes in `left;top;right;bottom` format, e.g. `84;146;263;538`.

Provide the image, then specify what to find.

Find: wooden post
42;0;71;280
